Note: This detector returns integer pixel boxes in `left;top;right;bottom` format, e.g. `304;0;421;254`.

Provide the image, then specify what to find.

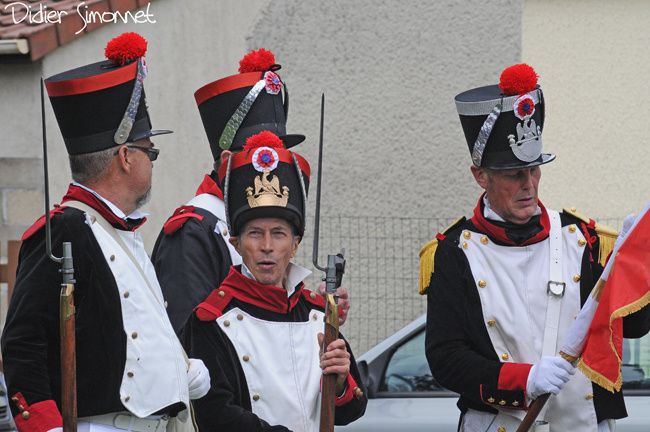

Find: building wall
522;0;650;222
246;0;523;350
0;0;522;350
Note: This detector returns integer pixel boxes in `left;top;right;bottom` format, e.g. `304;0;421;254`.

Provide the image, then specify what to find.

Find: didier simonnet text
4;1;156;35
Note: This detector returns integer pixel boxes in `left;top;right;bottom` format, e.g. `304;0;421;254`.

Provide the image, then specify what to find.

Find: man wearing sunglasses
1;33;209;432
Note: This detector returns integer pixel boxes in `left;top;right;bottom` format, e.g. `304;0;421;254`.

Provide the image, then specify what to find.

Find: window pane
622;332;650;390
380;330;445;392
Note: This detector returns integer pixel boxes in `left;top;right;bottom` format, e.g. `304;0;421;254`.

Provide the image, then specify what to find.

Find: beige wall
0;0;523;350
523;0;650;225
1;0;523;350
246;0;523;350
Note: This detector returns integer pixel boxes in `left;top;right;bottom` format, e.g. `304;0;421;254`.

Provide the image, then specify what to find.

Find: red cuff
334;374;360;407
498;363;533;391
11;393;62;432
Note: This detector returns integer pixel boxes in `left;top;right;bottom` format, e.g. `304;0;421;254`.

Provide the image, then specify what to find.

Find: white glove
526;356;575;399
187;358;211;400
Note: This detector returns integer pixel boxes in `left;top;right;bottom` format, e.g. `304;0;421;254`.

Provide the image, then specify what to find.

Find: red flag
579;208;650;392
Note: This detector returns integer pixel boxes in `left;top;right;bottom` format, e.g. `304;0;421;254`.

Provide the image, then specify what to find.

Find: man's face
471;165;542;224
230;218;300;287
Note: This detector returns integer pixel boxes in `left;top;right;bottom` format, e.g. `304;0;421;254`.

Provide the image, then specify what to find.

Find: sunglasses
126;145;160;162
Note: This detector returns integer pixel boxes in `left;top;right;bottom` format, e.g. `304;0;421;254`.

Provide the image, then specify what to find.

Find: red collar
470;193;550;246
61;184;146;231
195;174;224;200
219;266;303;314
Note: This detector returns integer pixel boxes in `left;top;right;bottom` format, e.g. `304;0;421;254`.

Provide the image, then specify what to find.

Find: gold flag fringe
578;287;650;393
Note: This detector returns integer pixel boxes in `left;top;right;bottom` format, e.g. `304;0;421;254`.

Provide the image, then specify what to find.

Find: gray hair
69;147;116;184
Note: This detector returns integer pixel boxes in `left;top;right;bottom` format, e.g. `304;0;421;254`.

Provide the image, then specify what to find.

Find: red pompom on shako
243;130;285;151
105;32;148;66
238;48;276;73
498;64;538;96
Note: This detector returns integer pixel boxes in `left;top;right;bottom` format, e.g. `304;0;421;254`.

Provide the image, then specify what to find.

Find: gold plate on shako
247;146;289;207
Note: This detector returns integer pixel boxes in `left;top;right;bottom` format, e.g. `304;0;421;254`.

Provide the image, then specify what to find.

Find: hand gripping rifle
41;79;77;432
312;94;346;432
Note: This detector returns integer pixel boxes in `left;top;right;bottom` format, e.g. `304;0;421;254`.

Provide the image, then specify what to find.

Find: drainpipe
0;39;29;55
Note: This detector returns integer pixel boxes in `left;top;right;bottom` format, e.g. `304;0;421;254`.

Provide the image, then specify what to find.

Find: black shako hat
455;64;555;170
44;32;171;155
218;131;310;236
194;48;305;160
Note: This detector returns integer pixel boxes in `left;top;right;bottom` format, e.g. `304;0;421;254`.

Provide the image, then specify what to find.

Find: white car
338;314;650;432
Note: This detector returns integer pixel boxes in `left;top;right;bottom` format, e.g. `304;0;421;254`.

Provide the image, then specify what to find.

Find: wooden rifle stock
60;282;77;432
515;393;549;432
319;294;340;432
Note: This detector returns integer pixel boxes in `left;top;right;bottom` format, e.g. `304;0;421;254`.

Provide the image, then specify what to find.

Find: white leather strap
543;210;565;357
187;193;241;265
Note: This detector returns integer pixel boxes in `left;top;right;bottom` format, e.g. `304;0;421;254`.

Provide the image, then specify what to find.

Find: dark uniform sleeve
1;211;92;430
181;316;291;432
152;213;232;333
425;239;529;412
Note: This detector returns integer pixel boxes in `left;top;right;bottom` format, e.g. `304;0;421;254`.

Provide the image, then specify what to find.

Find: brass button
573;274;581;283
223;320;230;327
354;387;364;399
501;353;509;361
585;393;594;400
125;396;131;402
478;280;487;288
127;371;134;378
487;397;495;403
237;314;244;321
480;236;488;245
312;314;318;321
123;291;130;298
463;231;471;240
497;427;506;432
487;319;496;327
462;241;468;249
578;239;586;247
571;207;577;212
218;290;225;298
512;400;520;407
569;225;577;233
110;255;115;262
499;400;506;406
131;332;138;339
222;229;228;236
21;411;30;420
252;394;260;401
243;355;250;362
310;292;317;299
164;301;168;308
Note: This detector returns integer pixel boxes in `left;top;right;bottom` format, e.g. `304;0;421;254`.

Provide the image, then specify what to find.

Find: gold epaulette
418;217;465;295
563;207;618;267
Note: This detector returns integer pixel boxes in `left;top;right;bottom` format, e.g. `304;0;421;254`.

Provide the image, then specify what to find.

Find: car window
622;332;650;392
380;330;446;393
379;328;650;394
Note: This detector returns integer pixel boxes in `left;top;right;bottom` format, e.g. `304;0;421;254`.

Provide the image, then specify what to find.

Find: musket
312;94;346;432
41;78;77;432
